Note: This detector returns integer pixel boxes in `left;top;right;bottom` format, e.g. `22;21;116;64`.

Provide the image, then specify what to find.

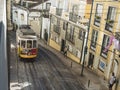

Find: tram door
61;39;66;52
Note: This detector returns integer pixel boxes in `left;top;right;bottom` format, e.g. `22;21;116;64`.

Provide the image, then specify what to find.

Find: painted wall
67;52;80;63
12;5;28;25
49;39;61;51
85;4;91;19
87;1;120;87
41;18;50;39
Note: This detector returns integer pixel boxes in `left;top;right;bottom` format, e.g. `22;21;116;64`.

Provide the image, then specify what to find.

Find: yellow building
49;0;91;63
85;0;92;19
87;0;120;89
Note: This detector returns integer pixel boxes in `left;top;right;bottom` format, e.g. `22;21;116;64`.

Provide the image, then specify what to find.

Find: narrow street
9;31;86;90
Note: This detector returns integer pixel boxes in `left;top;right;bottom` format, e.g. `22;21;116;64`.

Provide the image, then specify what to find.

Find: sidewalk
38;39;109;90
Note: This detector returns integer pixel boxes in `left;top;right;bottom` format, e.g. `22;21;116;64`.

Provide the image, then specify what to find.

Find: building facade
49;0;90;63
12;4;29;26
87;0;120;89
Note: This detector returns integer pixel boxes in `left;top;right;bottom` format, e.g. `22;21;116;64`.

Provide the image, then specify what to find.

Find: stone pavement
38;39;109;90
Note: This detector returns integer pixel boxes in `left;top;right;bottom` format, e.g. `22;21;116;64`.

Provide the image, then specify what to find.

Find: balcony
105;19;114;31
101;47;108;58
90;41;96;51
66;33;75;44
56;8;62;16
69;12;78;23
94;16;101;26
53;25;61;34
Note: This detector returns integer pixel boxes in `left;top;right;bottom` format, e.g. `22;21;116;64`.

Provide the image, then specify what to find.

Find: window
63;22;68;30
79;30;85;40
94;4;103;26
33;40;37;48
15;11;18;18
72;5;78;14
90;30;98;50
27;40;32;48
57;0;63;8
64;0;69;12
21;14;24;21
70;26;75;41
101;35;109;58
46;3;51;10
57;18;60;26
21;40;26;48
105;6;116;31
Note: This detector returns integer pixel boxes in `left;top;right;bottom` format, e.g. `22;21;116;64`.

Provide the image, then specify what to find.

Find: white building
12;4;29;26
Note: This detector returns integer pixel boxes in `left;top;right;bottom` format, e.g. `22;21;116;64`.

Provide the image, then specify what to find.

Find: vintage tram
16;25;38;59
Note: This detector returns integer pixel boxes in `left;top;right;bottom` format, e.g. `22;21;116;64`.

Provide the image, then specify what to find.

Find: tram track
9;30;86;90
39;46;86;90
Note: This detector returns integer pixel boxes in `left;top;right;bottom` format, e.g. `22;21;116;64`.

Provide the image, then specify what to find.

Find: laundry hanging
103;35;115;52
113;39;120;50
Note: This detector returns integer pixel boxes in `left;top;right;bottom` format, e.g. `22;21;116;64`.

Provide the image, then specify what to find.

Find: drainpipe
80;0;94;76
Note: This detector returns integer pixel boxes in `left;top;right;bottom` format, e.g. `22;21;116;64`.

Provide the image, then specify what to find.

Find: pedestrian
64;46;68;57
44;29;48;45
109;72;116;90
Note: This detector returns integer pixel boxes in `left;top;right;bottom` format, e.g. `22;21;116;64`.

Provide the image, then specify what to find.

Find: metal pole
80;32;86;76
40;0;44;39
48;14;52;44
80;0;94;76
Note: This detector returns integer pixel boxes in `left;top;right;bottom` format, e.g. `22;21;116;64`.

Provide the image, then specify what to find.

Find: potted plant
95;15;101;19
105;19;114;24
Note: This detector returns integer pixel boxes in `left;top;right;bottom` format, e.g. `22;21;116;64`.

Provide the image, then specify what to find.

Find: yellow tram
16;25;38;59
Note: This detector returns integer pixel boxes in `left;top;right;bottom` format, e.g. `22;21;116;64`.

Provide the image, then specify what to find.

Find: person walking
44;29;48;45
63;46;68;57
109;72;116;90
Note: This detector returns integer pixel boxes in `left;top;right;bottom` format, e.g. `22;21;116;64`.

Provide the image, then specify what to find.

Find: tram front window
21;40;26;48
33;40;37;48
27;40;32;48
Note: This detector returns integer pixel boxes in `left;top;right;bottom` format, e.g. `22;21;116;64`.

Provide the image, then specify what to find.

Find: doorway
88;53;94;68
61;39;66;52
113;59;118;76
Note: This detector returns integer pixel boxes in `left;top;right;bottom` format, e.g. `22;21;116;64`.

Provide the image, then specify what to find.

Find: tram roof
20;36;37;39
20;29;36;35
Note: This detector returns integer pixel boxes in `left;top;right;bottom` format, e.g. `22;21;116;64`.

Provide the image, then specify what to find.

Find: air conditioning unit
49;6;56;15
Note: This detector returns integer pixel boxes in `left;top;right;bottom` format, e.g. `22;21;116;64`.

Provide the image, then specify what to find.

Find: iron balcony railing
94;16;101;26
53;25;61;34
105;19;114;31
